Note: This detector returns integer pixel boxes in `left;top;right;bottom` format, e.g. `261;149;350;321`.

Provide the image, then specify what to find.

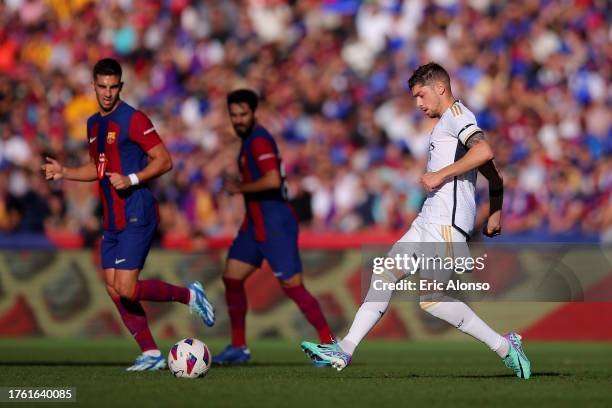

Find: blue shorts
227;224;302;281
101;222;157;270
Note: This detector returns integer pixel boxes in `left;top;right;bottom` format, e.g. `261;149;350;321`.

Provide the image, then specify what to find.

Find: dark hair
227;89;259;112
408;62;450;90
93;58;122;79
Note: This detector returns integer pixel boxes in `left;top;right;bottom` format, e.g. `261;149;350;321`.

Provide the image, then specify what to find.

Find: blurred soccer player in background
41;58;215;371
301;63;532;379
215;89;334;364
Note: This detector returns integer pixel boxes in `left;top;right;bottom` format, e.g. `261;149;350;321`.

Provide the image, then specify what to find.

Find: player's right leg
103;266;165;371
214;231;261;364
301;221;423;370
113;222;215;327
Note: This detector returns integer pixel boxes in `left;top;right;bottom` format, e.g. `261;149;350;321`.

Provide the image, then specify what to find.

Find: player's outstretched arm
420;132;494;192
478;159;503;237
41;157;97;182
106;143;172;190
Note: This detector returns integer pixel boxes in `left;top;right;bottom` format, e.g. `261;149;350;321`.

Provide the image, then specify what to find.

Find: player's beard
234;121;255;139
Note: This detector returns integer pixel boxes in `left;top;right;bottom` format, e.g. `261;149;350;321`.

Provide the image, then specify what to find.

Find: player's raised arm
41;156;97;182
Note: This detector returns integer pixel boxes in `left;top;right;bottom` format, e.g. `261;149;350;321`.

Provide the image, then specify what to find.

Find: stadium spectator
0;0;608;245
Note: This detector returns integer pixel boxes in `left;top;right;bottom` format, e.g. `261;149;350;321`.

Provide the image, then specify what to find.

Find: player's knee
280;274;302;289
223;269;246;281
114;281;136;300
105;284;119;300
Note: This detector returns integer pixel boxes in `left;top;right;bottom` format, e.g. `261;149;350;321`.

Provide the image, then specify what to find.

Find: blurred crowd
0;0;610;245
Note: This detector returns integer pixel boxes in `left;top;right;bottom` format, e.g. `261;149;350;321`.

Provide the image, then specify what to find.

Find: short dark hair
408;62;450;90
93;58;122;79
227;89;258;112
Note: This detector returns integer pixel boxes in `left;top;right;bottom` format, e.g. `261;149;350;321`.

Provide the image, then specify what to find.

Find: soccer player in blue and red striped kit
214;89;334;364
41;58;215;371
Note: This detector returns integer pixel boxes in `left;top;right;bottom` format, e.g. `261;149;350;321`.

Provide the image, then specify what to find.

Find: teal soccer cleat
300;341;351;371
126;353;166;371
188;281;215;327
503;332;531;379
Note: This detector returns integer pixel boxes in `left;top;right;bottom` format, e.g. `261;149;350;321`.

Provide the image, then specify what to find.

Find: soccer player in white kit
301;63;531;379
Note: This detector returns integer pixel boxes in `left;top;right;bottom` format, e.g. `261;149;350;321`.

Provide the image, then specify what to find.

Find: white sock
422;297;509;358
339;301;389;355
143;349;161;357
339;258;403;355
188;289;196;305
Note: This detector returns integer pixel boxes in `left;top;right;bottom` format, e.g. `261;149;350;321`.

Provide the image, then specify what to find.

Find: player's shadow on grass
0;362;129;367
403;372;563;379
338;372;563;379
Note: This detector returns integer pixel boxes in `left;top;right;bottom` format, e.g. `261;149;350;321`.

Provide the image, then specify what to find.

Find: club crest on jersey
107;131;116;144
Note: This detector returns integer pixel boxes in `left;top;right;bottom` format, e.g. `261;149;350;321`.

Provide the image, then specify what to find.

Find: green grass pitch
0;338;611;407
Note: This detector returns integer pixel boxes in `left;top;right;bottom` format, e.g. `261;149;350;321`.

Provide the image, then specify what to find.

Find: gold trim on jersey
451;104;462;117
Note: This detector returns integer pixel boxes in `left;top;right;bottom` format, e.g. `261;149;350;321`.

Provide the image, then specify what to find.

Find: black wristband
489;188;503;197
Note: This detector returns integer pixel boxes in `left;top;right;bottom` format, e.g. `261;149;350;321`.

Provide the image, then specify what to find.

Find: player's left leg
419;294;530;379
261;222;335;345
417;225;530;379
279;274;335;344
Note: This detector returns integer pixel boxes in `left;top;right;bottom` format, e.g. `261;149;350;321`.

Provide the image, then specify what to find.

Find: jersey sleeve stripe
457;123;475;137
257;153;276;161
143;127;156;135
462;128;483;145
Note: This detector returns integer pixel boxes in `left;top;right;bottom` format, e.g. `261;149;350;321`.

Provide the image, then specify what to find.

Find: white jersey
418;101;482;239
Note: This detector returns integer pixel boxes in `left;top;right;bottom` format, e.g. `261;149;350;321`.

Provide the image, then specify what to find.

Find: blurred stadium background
0;0;610;344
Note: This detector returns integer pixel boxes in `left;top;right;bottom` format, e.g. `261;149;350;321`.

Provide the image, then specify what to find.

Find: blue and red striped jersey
238;125;296;241
87;101;162;231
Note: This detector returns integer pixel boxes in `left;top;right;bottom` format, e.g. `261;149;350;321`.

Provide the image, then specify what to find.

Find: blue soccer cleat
503;332;532;379
126;353;166;371
214;345;251;365
188;281;215;327
300;341;351;371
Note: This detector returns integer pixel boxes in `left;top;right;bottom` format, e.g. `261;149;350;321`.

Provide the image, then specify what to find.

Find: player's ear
436;81;445;96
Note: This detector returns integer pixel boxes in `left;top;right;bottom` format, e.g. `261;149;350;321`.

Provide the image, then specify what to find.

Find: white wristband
128;173;140;186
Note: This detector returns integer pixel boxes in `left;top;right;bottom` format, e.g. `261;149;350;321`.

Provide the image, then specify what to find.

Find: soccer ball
168;338;212;378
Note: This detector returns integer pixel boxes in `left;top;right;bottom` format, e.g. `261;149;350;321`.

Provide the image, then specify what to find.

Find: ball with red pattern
167;337;212;378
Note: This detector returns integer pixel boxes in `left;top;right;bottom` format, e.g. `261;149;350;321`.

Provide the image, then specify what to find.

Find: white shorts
390;215;471;280
398;215;467;243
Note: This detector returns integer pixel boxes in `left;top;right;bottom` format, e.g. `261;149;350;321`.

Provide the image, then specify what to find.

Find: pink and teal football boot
503;332;532;379
300;341;351;371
